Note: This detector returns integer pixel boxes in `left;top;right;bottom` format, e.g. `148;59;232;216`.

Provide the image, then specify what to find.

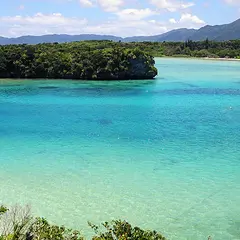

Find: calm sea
0;58;239;239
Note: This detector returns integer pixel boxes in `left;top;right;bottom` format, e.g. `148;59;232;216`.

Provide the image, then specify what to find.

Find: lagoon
0;58;240;239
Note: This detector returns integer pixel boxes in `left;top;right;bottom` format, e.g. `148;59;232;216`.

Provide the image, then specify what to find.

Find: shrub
26;218;83;240
1;206;166;240
89;220;166;240
0;207;8;216
0;205;32;240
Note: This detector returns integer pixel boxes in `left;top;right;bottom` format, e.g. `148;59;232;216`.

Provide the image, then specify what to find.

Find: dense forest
0;39;239;80
0;42;157;80
127;39;240;58
0;205;166;240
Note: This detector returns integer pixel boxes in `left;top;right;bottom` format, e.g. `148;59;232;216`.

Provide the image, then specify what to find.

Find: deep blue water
0;58;240;239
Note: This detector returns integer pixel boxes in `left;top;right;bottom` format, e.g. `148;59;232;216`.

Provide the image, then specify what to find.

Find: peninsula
0;41;157;80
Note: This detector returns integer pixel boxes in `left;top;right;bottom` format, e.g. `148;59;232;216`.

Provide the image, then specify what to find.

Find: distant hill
125;19;240;42
124;29;197;42
0;18;239;45
189;18;240;41
0;34;122;45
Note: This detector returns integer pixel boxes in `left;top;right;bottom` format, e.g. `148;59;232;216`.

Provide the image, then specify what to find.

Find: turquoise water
0;58;240;239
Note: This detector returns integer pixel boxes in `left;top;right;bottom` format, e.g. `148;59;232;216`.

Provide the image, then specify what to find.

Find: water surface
0;58;240;240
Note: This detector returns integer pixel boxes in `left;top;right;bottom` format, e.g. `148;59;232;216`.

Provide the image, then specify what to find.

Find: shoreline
155;56;240;62
202;57;240;62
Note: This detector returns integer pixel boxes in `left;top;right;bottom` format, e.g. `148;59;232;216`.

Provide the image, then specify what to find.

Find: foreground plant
0;205;32;240
1;206;166;240
89;220;166;240
0;206;8;216
26;217;83;240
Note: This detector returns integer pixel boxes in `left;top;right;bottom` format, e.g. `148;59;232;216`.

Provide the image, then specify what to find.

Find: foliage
153;39;240;58
0;206;166;240
26;218;83;240
117;39;240;58
0;205;32;240
0;207;83;240
0;207;8;216
89;220;166;240
0;42;157;80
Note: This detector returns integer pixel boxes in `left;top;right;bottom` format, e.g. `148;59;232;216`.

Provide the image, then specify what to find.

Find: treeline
0;205;166;240
0;42;157;80
121;39;240;58
1;39;239;80
158;39;240;58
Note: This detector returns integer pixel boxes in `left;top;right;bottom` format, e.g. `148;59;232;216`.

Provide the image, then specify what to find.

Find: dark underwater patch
173;81;199;88
154;88;240;96
0;84;22;88
0;109;13;116
38;86;59;89
0;87;38;96
153;159;179;171
61;87;145;97
98;119;113;125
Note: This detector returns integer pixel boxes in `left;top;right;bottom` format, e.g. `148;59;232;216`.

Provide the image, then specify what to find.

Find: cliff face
0;42;158;80
128;57;157;79
94;50;157;80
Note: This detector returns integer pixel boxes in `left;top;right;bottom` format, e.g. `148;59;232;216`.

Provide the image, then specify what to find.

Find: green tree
89;220;166;240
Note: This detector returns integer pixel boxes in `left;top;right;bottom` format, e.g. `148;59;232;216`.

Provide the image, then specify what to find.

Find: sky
0;0;240;37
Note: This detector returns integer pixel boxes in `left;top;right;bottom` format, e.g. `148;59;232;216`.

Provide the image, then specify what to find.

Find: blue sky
1;0;239;37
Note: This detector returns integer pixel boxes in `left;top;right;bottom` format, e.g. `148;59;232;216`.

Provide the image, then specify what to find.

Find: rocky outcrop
94;54;157;80
90;48;158;80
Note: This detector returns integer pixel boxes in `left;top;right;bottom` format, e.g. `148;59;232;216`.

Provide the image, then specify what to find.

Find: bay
0;58;239;239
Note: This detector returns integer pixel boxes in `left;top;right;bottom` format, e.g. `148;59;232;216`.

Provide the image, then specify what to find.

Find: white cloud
0;13;87;37
168;13;205;28
0;12;167;37
0;11;206;38
77;0;124;12
169;18;177;23
180;13;205;24
150;0;194;11
79;0;94;7
1;13;87;26
84;19;168;36
98;0;124;12
115;8;157;21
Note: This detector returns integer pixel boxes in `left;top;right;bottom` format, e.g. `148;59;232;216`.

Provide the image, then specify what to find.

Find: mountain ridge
0;18;239;45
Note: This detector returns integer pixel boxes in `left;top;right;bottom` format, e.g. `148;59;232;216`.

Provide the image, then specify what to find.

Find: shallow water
0;58;240;240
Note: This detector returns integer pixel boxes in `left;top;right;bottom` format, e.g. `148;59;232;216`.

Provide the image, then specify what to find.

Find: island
0;41;158;80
